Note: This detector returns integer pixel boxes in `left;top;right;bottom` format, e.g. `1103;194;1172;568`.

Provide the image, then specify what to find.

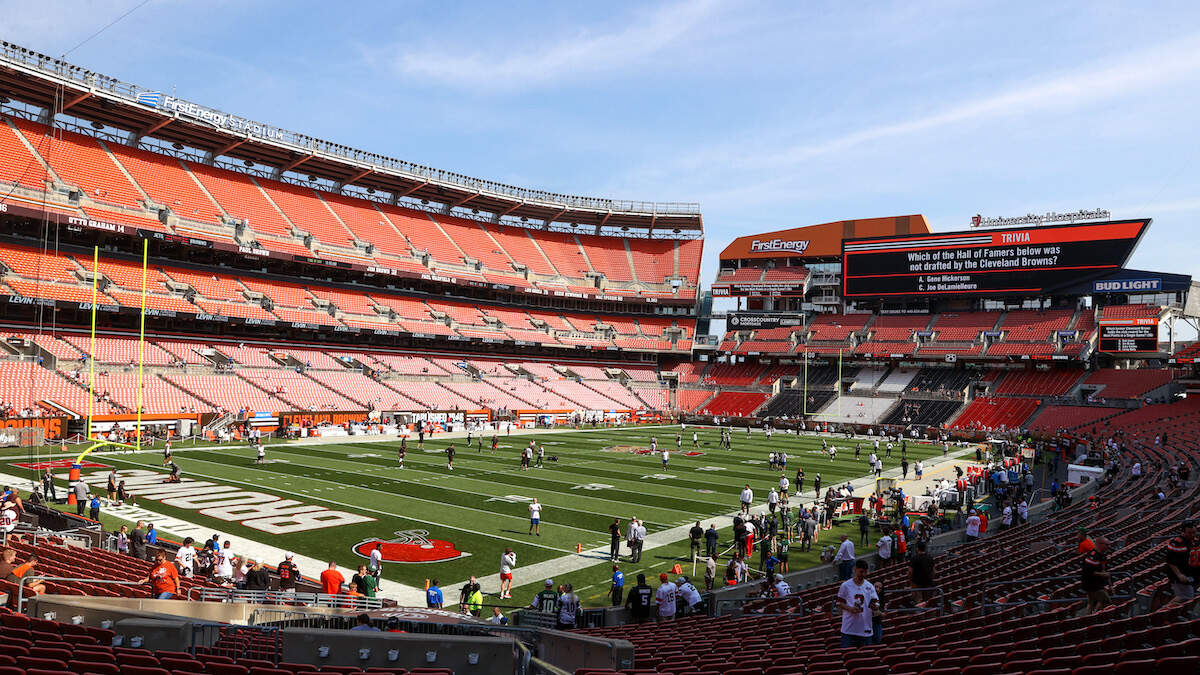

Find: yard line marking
101;454;576;554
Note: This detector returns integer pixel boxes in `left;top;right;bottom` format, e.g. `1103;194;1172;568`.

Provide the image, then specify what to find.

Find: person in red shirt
319;561;346;596
893;528;907;561
143;551;180;599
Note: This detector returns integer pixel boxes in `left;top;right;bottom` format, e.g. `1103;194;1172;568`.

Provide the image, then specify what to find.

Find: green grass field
7;425;950;607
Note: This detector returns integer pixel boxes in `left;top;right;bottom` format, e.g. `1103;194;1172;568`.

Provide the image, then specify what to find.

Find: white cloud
683;32;1200;172
384;0;723;90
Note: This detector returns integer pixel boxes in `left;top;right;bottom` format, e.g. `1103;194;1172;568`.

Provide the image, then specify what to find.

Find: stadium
0;24;1198;675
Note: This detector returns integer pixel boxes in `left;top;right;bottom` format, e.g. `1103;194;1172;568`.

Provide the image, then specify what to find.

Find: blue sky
3;0;1198;293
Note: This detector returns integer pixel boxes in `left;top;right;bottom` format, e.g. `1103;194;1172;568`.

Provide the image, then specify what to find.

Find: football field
17;425;952;607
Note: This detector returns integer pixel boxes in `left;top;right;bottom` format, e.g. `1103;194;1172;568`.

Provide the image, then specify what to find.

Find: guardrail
16;576;142;613
187;587;384;610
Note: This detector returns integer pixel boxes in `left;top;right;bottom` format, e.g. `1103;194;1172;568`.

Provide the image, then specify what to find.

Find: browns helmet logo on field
352;529;470;564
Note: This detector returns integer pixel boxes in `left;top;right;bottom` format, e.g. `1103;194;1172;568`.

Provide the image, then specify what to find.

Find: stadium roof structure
719;214;931;262
0;41;702;238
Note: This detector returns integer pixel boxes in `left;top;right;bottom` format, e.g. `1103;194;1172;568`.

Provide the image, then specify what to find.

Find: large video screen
1099;319;1159;353
842;220;1149;298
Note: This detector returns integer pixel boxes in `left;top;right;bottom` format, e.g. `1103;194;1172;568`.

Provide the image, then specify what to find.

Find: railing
714;595;806;617
191;622;282;663
978;572;1133;614
16;576;142;613
187;586;385;609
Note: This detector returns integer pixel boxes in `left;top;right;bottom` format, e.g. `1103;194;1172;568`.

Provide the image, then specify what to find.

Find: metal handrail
187;586;384;609
16;576;143;613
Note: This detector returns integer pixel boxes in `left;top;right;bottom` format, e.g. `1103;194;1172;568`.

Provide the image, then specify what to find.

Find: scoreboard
842;220;1149;298
1099;318;1159;353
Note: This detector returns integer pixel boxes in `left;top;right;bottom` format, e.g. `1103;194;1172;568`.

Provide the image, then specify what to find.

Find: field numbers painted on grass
695;466;725;472
641;474;675;480
740;459;764;465
348;453;381;458
485;494;534;504
570;483;613;491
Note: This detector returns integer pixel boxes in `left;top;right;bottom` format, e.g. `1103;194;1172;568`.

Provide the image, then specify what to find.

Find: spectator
1082;536;1112;615
175;536;196;578
0;548;17;578
704;556;717;591
655;573;677;621
0;499;16;545
88;494;100;521
130;521;147;560
1077;528;1095;554
834;534;856;580
245;562;270;591
350;613;379;631
352;564;378;598
320;561;345;596
625;573;653;623
872;581;887;645
114;525;129;555
146;523;158;546
876;531;893;566
676;576;703;615
556;583;579;628
277;553;299;591
835;560;878;648
689;521;704;560
1165;521;1196;605
858;513;870;546
142;551;179;599
909;541;936;605
964;509;981;542
488;607;509;625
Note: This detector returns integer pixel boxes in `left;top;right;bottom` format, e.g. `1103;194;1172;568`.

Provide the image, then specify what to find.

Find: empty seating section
880;398;961;426
304;371;414;409
635;387;670;410
320;192;418;262
0;360;122;415
260;180;354;250
848;367;887;390
10;119;144;209
627;239;676;284
931;311;1000;340
854;341;916;356
162;269;245;301
906;368;974;395
994;368;1084;396
717;267;764;283
534;231;591;278
387;381;472;409
676;238;702;286
697;391;768;416
1000;308;1074;340
155;340;213;365
184;162;291;238
105;140;221;224
0;117;51;189
0;242;78;281
675;388;712;412
622;366;660;382
161;374;281;411
814;395;895;423
1101;303;1161;320
2;331;83;361
1075;397;1200;447
806;313;869;341
378;204;461;264
869;314;931;340
214;343;278;368
703;362;764;386
481;224;556;275
987;341;1055;356
762;266;807;282
1176;341;1200;358
1084;368;1173;399
441;381;529;410
1027;405;1121;432
59;335;175;365
758;389;837;418
88;373;211;412
580;239;633;281
579;380;644;409
875;368;918;393
237;369;361;410
950;396;1040;430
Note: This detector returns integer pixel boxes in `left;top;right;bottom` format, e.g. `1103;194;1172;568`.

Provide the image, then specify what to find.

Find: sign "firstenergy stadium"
749;239;809;253
136;91;286;141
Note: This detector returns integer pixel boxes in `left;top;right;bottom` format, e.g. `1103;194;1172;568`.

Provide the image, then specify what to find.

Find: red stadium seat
1156;657;1200;675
